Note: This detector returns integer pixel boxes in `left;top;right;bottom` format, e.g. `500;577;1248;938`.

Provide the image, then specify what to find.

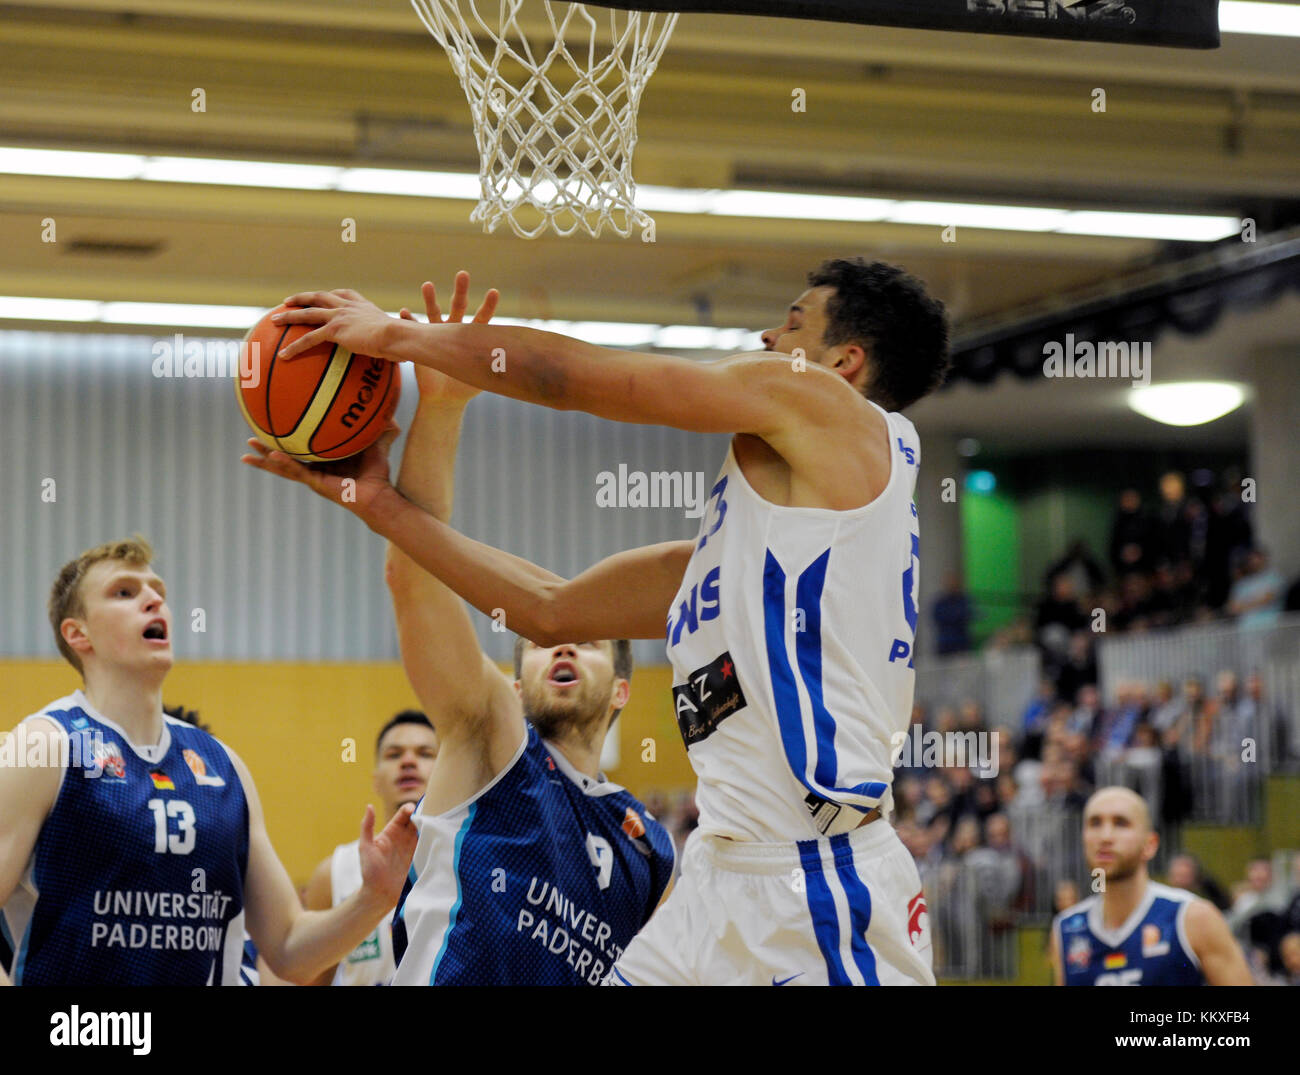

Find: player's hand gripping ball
234;304;400;462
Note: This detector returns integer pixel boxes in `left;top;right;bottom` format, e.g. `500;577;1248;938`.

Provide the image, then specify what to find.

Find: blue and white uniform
609;406;934;985
2;691;249;986
1054;882;1205;986
391;724;674;985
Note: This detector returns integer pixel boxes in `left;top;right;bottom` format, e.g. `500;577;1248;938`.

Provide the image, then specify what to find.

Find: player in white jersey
0;537;417;986
249;257;951;985
303;710;438;985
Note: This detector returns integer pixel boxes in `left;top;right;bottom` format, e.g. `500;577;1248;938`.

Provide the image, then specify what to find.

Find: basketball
234;304;400;462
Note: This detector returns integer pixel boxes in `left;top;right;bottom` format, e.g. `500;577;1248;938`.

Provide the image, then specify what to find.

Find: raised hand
398;271;500;405
357;802;419;908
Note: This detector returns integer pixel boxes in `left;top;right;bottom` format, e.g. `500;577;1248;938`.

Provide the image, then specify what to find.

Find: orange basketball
234;304;400;462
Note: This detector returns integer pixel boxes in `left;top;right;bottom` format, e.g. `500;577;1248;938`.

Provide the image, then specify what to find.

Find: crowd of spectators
929;469;1299;679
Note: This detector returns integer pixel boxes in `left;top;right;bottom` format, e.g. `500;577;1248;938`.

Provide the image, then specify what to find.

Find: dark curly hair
807;258;951;412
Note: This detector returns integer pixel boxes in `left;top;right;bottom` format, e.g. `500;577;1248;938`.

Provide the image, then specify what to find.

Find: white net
410;0;678;240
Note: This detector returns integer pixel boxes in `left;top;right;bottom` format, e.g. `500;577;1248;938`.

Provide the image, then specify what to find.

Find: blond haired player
0;538;416;986
246;257;949;985
1050;786;1252;986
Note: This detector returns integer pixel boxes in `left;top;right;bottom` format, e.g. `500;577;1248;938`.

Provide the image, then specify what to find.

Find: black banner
603;1;1220;49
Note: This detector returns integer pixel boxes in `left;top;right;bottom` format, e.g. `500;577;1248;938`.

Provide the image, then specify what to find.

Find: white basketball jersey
329;838;396;986
665;403;922;842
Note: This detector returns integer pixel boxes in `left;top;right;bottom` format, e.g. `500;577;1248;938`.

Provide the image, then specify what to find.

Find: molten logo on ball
235;304;400;462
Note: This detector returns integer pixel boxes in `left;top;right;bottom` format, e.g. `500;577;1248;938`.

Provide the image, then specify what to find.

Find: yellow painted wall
3;659;696;884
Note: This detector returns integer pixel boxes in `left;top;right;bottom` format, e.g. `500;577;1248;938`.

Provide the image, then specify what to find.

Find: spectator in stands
1228;547;1285;629
1244;670;1291;766
1110;487;1154;576
1053;879;1081;916
1204;479;1254;610
1112;572;1156;633
976;812;1033;916
1054;630;1098;705
1154;471;1191;568
1228;859;1281;936
1045;539;1105;600
1092;681;1143;759
957;698;986;735
1167;853;1232;911
1277;933;1300;985
1035;574;1087;665
1019;678;1058;760
931;572;974;656
1070;686;1103;740
1161;677;1204;756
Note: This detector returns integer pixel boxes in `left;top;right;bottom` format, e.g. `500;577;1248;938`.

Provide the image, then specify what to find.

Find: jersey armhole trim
1175;898;1203;971
19;714;70;804
418;726;529;820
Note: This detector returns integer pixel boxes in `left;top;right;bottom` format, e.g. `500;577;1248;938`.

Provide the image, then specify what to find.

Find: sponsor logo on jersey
1067;934;1091;970
346;932;382;964
71;716;88;730
183;748;226;787
93;740;127;781
672;650;746;746
804;792;842;835
1141;923;1169;958
1103;952;1127;970
907;892;930;948
149;769;175;791
620;807;651;857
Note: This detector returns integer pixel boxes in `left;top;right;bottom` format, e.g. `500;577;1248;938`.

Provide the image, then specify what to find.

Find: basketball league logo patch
184;748;226;787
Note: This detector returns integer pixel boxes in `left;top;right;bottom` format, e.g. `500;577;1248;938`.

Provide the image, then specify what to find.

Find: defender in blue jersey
0;536;417;987
1050;787;1251;986
244;276;674;985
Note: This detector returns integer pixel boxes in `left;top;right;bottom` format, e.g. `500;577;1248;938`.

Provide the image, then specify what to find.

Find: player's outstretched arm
227;746;416;984
272;290;847;439
0;719;64;986
384;275;526;767
1184;898;1254;985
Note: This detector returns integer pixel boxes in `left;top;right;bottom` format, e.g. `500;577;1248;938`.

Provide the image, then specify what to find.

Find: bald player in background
1050;786;1251;986
303;711;438;986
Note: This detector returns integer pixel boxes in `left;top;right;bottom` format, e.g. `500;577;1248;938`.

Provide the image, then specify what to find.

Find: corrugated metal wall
1;331;728;663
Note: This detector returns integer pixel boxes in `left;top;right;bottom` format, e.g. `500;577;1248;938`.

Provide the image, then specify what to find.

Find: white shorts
604;819;934;986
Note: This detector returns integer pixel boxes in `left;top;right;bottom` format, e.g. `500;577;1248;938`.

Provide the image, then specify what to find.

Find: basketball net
410;0;677;240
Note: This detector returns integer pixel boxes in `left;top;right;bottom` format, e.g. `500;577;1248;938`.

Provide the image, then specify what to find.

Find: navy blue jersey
3;692;249;986
392;724;675;985
1054;882;1204;986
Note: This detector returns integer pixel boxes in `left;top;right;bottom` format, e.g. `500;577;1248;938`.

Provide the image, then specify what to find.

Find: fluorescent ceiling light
0;296;103;321
0;146;1241;241
0;297;755;349
99;303;267;328
711;191;893;222
1064;211;1239;242
1220;1;1300;37
338;168;481;198
1128;382;1247;426
887;201;1069;231
138;157;343;189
